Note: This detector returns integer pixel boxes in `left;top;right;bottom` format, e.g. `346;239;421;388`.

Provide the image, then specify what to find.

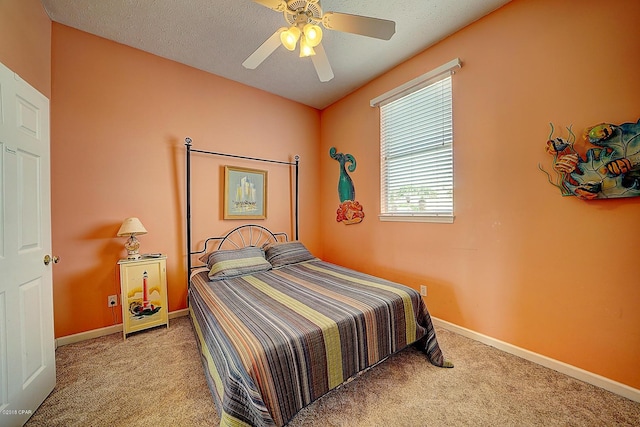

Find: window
371;59;460;223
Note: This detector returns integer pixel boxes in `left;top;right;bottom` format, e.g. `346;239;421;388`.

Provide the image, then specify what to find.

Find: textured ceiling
41;0;511;109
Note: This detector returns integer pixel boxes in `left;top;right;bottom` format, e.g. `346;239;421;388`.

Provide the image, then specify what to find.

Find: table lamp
117;217;147;260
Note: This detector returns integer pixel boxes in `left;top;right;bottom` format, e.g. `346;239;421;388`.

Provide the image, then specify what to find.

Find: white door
0;62;55;427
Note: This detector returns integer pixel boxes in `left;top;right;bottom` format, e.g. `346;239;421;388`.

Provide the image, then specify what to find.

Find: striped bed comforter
189;259;447;427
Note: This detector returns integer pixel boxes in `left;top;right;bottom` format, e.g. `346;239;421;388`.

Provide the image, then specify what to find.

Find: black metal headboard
189;224;288;270
185;137;299;282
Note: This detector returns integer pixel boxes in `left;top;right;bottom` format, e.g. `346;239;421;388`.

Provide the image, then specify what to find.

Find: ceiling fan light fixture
250;0;397;82
299;36;316;57
303;23;322;47
280;26;301;51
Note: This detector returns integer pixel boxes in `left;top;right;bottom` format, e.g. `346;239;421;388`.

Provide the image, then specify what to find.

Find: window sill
378;214;454;224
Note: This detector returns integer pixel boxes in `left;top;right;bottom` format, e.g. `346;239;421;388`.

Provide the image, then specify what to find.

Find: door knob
43;255;60;266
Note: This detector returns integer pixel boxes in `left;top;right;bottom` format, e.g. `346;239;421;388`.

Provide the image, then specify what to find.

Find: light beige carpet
26;316;640;426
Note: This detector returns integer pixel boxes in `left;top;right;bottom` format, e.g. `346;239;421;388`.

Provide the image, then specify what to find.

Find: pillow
198;245;264;268
264;241;316;268
201;246;271;280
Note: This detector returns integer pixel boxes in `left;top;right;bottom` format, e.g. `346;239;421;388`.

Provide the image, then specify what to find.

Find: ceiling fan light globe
280;26;300;51
299;37;316;57
303;23;322;47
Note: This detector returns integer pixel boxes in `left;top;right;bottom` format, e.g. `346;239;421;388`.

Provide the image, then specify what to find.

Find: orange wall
50;24;321;338
319;0;640;389
3;0;638;392
0;0;51;97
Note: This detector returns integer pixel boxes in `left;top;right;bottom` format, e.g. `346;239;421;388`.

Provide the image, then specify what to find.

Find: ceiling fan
243;0;396;82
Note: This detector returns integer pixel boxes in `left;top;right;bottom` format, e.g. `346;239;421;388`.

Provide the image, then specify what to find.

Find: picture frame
224;165;267;219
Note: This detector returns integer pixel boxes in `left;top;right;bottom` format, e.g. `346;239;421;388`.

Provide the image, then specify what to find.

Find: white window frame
371;58;461;223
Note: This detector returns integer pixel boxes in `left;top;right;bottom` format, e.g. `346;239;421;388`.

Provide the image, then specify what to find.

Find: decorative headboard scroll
206;224;287;252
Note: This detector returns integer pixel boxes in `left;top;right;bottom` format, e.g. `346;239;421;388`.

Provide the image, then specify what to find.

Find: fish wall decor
539;119;640;200
330;147;364;224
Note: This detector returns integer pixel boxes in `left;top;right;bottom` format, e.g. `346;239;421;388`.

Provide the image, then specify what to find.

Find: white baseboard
168;308;190;319
432;317;640;403
55;324;123;348
55;308;190;348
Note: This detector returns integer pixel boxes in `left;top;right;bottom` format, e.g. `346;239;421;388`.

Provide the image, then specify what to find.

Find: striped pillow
264;241;316;268
203;246;271;280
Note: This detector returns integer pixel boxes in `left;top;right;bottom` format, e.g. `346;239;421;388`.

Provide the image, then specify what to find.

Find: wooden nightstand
117;255;169;339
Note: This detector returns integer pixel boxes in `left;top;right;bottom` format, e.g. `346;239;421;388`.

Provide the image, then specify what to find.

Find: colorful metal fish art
539;119;640;199
587;123;616;143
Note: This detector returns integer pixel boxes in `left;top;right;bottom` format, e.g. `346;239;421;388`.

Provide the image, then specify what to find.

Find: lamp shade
299;36;316;57
303;23;322;47
280;26;301;51
117;217;148;237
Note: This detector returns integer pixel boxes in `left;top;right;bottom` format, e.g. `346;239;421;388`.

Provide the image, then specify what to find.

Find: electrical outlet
420;285;427;296
107;295;118;307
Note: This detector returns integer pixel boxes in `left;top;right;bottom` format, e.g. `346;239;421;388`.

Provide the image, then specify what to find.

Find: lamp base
124;235;141;260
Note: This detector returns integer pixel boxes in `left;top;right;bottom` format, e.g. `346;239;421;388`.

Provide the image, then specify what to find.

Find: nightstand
117;255;169;339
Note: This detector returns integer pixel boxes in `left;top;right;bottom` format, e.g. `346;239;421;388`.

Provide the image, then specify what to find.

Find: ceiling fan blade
242;28;285;69
252;0;287;12
322;12;396;40
311;43;334;82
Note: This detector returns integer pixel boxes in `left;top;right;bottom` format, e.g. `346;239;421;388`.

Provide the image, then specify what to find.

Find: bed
184;140;452;427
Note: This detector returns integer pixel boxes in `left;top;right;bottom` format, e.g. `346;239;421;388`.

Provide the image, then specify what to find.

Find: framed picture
224;166;267;219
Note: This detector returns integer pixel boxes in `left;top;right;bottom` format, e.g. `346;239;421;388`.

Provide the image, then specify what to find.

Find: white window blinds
374;61;458;222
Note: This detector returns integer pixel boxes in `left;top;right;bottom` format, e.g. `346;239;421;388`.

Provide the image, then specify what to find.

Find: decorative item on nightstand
117;217;147;260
